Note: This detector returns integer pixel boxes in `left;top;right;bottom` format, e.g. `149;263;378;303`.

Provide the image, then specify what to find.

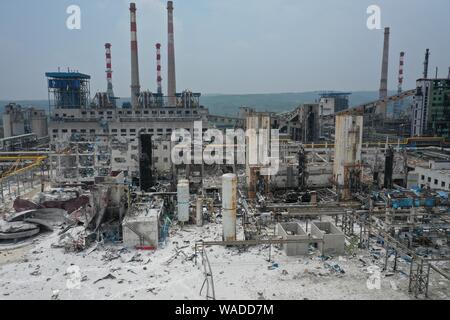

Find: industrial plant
0;1;449;302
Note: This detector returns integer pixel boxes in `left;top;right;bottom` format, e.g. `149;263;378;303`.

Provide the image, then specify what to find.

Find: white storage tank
222;173;237;241
177;179;190;223
30;110;48;138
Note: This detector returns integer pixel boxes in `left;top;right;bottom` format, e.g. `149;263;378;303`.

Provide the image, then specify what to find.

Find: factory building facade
47;73;211;183
279;104;320;143
411;78;450;138
408;161;450;191
318;92;351;115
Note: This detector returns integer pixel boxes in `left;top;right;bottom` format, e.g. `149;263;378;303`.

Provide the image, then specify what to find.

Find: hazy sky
0;0;449;100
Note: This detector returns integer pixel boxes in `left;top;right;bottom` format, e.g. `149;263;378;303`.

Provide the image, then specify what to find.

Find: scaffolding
46;72;91;111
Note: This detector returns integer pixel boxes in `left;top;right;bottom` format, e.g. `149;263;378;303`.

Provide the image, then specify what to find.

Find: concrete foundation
310;221;345;255
276;222;309;256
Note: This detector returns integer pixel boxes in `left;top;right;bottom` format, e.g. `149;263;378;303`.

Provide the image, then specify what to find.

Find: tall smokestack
393;52;405;118
105;43;115;104
130;3;141;108
379;27;390;100
423;49;430;79
167;1;177;106
156;43;163;95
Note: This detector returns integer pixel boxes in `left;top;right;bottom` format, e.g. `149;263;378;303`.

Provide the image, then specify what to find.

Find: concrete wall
333;114;363;200
319;97;335;116
276;222;309;256
311;221;345;255
412;166;450;191
122;209;160;248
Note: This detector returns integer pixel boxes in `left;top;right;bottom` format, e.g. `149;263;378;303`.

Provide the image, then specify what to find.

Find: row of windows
420;175;450;189
53;129;96;134
78;110;199;117
52;127;211;141
153;157;170;163
110;128;173;134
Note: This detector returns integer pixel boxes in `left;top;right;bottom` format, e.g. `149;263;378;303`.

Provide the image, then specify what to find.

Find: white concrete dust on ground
0;222;442;300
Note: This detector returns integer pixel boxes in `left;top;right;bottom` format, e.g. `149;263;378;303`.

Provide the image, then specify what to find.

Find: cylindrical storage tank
222;174;237;241
196;196;203;227
11;111;25;137
177;179;189;223
2;113;12;138
31;114;48;138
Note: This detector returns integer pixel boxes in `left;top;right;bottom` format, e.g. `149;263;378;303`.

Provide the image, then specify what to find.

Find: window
157;129;163;133
90;129;96;133
71;129;77;133
62;129;68;133
52;129;58;133
112;129;118;133
163;145;168;150
421;175;425;180
164;158;169;163
428;177;432;183
107;111;113;115
442;181;446;188
81;129;86;133
160;111;166;115
130;129;136;133
154;157;159;163
434;179;438;185
144;111;149;115
121;129;127;133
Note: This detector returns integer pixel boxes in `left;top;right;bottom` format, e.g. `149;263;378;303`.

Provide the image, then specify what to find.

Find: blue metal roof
45;72;91;79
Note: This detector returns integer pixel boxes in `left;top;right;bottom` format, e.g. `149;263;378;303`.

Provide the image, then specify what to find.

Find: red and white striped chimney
156;43;163;95
167;1;177;106
130;3;141;108
105;43;115;101
397;52;405;93
393;51;405;117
